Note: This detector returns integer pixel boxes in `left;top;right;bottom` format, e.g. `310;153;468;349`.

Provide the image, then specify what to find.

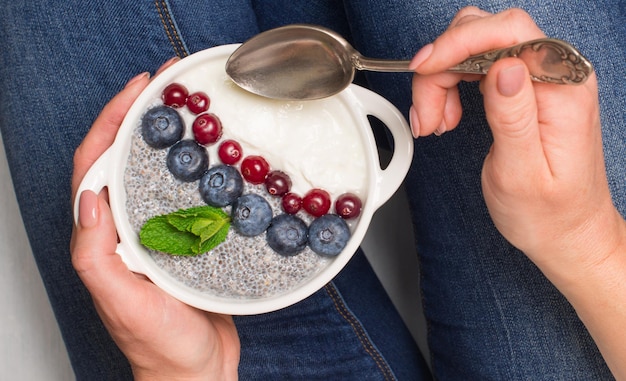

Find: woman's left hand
70;59;240;381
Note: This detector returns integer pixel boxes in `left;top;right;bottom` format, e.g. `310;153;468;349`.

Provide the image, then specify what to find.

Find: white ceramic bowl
74;44;413;315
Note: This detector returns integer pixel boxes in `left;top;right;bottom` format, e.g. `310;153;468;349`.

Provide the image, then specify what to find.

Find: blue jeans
1;0;623;379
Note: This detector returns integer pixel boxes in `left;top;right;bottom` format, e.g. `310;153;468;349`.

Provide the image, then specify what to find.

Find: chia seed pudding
123;56;368;300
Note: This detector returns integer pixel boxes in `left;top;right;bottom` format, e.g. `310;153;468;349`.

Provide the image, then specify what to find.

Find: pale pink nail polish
79;190;98;228
409;44;434;71
409;106;420;138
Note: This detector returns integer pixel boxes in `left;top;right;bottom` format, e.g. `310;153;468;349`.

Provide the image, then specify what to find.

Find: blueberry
266;214;308;256
166;140;209;182
141;105;184;148
308;214;351;256
231;194;272;236
199;165;243;207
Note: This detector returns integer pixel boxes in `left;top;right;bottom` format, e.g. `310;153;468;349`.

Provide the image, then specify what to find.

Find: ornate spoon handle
355;38;593;85
446;38;593;85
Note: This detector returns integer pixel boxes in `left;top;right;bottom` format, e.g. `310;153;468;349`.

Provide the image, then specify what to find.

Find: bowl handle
73;148;144;273
352;86;414;208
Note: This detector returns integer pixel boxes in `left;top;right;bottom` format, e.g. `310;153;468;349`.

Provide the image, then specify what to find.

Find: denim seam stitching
154;0;188;57
324;282;396;381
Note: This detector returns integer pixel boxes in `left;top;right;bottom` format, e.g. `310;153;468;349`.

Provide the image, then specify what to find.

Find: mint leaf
195;221;230;254
140;206;231;256
140;215;199;255
166;206;227;231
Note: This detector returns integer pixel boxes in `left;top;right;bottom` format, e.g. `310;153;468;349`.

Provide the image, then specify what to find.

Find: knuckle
451;6;482;26
452;6;489;26
72;143;82;165
502;7;532;23
73;142;88;170
451;14;480;29
502;8;538;34
71;249;91;276
458;5;483;16
455;5;490;19
492;111;534;138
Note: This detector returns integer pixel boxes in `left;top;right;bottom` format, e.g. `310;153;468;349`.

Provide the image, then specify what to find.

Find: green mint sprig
140;205;230;256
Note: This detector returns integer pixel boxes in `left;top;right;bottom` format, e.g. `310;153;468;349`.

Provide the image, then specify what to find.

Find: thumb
482;57;545;176
72;190;137;301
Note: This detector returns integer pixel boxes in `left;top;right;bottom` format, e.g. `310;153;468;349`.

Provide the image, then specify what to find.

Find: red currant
186;91;210;114
335;193;362;219
218;139;243;165
303;188;331;217
162;83;188;108
265;170;291;196
282;192;302;214
241;155;270;184
192;113;222;146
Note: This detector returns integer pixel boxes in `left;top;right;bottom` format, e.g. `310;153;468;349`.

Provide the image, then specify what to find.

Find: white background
0;136;74;380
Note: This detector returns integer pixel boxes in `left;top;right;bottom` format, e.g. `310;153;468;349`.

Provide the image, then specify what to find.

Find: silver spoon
226;24;593;101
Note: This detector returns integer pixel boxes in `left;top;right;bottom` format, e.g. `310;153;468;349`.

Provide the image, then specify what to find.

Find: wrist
535;207;626;295
546;215;626;380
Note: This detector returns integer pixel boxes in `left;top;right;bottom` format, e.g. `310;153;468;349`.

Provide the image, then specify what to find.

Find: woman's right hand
70;60;240;380
410;6;625;285
410;7;626;378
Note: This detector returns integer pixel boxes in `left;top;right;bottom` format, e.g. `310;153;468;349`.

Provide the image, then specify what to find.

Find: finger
481;57;545;183
412;8;546;74
448;6;491;28
72;190;140;300
71;72;150;195
410;72;464;137
530;79;602;193
154;56;181;77
484;61;600;181
409;6;493;71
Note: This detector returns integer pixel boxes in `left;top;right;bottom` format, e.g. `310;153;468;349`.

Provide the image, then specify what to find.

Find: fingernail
164;56;181;65
497;64;526;97
155;57;181;76
409;106;420;138
434;120;447;136
79;190;98;228
125;72;150;88
157;56;181;72
409;44;433;70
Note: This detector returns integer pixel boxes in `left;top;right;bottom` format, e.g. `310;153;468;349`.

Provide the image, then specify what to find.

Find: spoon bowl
226;25;357;100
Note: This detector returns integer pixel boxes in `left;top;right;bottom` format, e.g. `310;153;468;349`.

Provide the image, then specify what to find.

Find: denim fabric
235;249;431;380
1;0;624;380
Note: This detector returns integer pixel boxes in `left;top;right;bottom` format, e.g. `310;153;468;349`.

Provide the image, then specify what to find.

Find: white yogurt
165;58;368;199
